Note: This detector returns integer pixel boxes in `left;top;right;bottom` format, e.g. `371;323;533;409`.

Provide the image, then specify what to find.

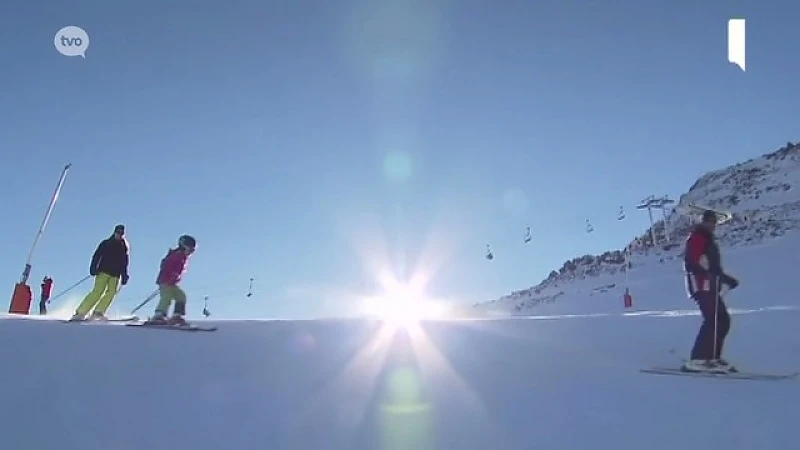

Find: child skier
40;276;53;315
146;234;196;326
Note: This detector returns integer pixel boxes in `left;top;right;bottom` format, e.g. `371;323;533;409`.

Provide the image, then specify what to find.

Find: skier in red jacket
682;210;739;373
145;234;196;326
40;276;53;315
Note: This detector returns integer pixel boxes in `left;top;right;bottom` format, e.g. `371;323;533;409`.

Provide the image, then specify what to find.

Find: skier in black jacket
682;210;739;373
70;224;130;321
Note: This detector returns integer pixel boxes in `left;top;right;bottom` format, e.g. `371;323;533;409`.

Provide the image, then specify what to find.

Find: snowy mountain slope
476;233;800;317
1;275;799;450
1;143;799;450
477;141;800;315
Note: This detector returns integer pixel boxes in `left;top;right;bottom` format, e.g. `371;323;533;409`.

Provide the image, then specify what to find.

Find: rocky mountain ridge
477;141;800;313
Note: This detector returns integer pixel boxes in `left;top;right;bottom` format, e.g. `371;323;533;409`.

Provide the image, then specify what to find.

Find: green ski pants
155;284;187;315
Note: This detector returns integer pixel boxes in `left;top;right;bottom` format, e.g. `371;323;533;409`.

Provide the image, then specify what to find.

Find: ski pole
130;289;159;315
48;275;91;302
713;275;720;362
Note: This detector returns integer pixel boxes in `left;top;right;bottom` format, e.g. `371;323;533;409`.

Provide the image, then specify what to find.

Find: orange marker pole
9;163;72;314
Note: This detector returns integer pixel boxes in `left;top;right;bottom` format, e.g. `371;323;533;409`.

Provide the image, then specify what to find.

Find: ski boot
167;314;189;327
681;359;726;374
167;301;189;327
145;312;170;325
682;359;736;374
68;312;86;322
89;311;108;321
711;358;738;373
145;312;189;327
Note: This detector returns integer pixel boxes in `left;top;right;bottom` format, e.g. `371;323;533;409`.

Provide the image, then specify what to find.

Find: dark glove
122;274;129;285
722;274;739;289
90;268;97;276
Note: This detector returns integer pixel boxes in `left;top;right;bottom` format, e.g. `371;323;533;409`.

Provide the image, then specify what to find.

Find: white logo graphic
727;19;746;71
54;26;90;58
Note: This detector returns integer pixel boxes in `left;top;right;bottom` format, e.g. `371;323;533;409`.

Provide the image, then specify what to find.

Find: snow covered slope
2;226;799;450
1;143;798;450
1;281;798;450
477;141;800;316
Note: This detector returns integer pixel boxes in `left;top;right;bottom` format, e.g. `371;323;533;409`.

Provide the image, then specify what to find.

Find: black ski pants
39;294;49;315
690;291;730;360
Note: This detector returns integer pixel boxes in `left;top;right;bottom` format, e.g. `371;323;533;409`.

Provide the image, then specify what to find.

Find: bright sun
364;282;444;328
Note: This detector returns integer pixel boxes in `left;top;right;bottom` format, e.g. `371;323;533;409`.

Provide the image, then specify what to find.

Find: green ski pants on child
155;284;187;315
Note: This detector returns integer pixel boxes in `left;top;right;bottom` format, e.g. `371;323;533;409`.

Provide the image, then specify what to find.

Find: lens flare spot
383;151;413;182
502;188;530;216
288;331;316;353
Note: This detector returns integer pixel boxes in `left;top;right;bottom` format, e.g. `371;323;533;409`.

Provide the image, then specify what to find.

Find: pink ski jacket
156;248;189;286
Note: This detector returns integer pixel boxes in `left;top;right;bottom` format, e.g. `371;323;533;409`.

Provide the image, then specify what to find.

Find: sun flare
364;279;444;328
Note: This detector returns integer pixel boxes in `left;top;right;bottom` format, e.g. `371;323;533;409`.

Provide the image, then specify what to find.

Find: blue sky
0;0;797;319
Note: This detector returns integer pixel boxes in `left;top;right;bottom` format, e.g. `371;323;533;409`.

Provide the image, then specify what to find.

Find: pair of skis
62;315;216;332
126;321;217;332
641;365;797;381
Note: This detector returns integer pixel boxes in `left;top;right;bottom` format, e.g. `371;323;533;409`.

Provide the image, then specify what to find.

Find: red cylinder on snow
623;289;633;309
9;283;32;314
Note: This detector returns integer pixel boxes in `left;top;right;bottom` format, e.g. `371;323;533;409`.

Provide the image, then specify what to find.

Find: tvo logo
54;26;89;58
